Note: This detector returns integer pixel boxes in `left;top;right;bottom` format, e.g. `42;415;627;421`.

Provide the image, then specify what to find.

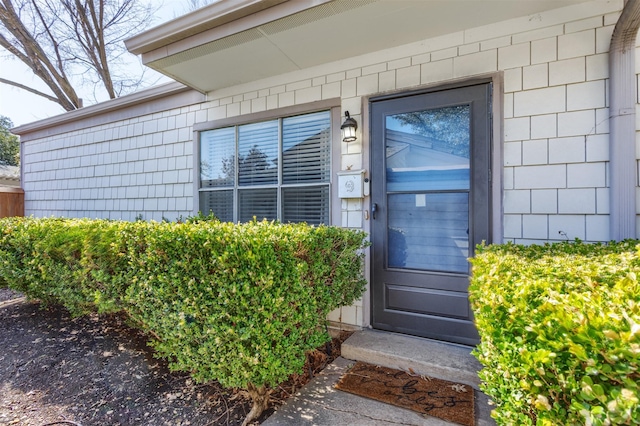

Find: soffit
131;0;593;93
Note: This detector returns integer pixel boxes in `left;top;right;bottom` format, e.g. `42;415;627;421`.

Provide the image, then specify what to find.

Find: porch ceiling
126;0;591;93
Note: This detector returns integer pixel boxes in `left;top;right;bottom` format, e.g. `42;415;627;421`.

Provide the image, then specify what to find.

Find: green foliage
469;241;640;425
0;216;367;393
124;220;367;389
0;217;132;315
0;116;20;166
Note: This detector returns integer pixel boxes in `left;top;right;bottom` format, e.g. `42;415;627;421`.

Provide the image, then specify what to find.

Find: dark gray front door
370;83;492;345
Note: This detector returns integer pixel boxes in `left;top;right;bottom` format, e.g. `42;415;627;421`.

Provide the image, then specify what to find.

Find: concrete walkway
264;330;496;426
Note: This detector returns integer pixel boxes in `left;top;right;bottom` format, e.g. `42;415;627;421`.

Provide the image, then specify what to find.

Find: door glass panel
386;105;470;192
388;192;469;273
386;105;471;273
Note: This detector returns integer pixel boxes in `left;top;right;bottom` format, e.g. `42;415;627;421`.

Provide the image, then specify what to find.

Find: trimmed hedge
0;216;367;419
124;219;367;389
469;241;640;426
0;217;133;314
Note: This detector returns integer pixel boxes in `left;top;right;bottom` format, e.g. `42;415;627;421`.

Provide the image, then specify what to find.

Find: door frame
359;74;504;331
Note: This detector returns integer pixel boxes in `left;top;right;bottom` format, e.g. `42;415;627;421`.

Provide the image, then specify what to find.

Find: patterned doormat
335;361;475;426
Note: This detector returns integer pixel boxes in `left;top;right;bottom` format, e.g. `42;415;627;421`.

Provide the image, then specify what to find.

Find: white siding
22;105;194;222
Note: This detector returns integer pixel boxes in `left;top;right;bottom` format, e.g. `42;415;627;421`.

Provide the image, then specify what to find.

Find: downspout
609;0;640;241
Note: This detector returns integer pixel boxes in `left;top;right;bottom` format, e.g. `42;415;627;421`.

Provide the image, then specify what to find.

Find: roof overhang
126;0;595;93
11;81;203;138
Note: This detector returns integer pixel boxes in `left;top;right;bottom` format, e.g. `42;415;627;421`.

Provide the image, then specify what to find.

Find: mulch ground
0;288;348;426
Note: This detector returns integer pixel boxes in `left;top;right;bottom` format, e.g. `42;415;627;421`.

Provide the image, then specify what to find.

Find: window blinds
199;110;331;224
282;111;331;184
238;121;278;186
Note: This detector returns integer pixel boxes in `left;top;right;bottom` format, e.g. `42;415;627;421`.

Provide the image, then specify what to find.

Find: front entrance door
370;83;492;345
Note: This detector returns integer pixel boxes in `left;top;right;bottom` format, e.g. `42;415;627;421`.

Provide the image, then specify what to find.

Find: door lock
371;203;378;219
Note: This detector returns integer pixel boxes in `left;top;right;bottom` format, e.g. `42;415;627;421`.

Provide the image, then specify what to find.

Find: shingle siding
22;108;194;222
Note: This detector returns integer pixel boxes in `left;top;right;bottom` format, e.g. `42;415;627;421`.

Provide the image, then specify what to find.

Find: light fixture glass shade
341;111;358;142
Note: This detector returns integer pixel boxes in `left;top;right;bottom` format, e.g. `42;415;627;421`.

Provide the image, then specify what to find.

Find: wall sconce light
341;111;358;142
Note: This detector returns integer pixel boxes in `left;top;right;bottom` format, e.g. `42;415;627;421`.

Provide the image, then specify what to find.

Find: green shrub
0;216;29;290
0;216;368;424
124;219;367;387
0;217;79;307
469;240;640;426
0;217;132;315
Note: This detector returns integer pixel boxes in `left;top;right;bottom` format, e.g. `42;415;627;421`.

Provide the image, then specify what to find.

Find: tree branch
73;0;115;99
0;77;60;103
0;0;159;109
0;0;79;110
31;0;70;83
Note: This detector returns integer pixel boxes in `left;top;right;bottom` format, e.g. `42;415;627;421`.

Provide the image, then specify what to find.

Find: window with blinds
199;110;331;225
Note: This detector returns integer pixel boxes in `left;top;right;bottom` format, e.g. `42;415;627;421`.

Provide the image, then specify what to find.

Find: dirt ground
0;288;345;426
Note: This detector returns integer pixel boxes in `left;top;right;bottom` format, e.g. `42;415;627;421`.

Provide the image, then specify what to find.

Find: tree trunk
242;383;271;426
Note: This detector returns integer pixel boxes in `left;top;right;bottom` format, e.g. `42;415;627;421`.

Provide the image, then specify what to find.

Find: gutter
609;0;640;241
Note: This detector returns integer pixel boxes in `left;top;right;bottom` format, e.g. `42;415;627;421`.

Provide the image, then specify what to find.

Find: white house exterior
12;0;640;345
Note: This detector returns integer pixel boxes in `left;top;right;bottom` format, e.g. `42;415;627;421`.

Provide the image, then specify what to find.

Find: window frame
193;99;342;225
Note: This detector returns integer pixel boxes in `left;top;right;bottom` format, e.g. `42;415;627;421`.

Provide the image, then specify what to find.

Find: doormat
335;361;475;426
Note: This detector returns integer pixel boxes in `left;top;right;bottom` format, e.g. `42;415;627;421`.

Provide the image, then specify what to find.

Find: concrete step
341;329;482;389
340;329;496;426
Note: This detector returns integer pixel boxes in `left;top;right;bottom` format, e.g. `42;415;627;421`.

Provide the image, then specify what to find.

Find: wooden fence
0;187;24;218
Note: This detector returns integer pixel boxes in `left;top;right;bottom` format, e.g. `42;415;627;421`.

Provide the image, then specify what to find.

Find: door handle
371;203;378;219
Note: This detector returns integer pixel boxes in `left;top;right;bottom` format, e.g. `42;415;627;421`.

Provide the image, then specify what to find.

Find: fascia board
125;0;291;55
11;81;200;137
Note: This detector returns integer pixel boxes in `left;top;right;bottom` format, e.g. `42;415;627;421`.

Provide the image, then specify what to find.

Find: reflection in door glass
386;105;470;273
386;105;470;192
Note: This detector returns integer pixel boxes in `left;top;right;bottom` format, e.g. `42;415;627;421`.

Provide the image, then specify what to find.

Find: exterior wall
21;88;205;221
187;0;629;328
18;0;637;329
191;0;625;247
500;9;617;244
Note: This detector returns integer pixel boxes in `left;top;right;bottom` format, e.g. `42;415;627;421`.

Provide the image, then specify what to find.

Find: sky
0;1;202;128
